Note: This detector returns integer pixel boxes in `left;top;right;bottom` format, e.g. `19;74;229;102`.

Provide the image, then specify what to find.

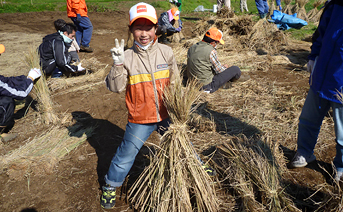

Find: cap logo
137;5;147;13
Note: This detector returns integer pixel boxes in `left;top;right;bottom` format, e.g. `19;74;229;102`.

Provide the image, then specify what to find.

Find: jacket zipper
146;50;161;122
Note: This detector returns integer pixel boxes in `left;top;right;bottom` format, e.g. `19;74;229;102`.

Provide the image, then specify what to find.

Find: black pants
0;96;15;132
202;66;241;93
156;25;175;38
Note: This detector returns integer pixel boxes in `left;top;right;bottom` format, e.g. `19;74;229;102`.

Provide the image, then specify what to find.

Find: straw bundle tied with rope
128;77;219;211
308;0;324;22
24;48;59;125
283;0;293;14
295;0;309;21
216;136;300;211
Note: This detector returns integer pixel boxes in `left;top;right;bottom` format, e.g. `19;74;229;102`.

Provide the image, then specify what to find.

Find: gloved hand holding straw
111;39;125;66
27;68;42;81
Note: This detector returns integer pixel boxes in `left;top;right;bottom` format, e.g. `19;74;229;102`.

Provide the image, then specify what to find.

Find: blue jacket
309;0;343;103
0;75;33;100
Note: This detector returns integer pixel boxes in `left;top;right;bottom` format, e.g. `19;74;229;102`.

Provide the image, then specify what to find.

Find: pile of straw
295;0;309;21
215;136;299;211
128;77;219;211
24;48;59;125
0;122;95;179
283;0;293;14
307;0;324;22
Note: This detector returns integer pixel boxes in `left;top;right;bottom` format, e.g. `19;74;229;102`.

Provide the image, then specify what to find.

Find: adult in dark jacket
39;23;79;78
156;7;182;44
186;28;241;93
0;44;42;142
291;0;343;182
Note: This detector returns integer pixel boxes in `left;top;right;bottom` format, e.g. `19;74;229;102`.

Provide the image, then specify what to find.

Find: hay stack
295;0;309;22
308;0;324;22
129;77;219;211
24;48;59;125
269;0;276;14
283;0;293;14
216;136;300;211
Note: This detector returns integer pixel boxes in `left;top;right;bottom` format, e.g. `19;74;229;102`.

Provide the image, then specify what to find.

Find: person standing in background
255;0;282;19
67;0;94;53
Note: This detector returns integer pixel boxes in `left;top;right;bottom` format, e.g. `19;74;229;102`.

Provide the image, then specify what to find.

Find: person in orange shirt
66;0;94;52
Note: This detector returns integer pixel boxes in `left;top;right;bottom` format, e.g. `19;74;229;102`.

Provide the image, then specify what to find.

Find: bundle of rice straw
308;0;324;22
128;77;219;211
24;48;59;125
283;0;293;14
295;0;309;21
0;123;95;179
217;136;300;211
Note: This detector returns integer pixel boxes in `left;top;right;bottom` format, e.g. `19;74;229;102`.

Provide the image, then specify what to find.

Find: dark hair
202;35;216;43
54;19;66;31
54;19;77;34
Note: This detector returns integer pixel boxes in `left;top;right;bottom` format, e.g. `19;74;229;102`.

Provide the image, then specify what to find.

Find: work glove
77;63;86;72
306;60;315;73
76;14;81;23
175;27;182;32
110;39;125;66
278;5;282;11
27;68;42;81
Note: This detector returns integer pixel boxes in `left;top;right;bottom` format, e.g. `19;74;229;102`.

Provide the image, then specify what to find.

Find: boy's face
63;30;76;40
131;18;156;46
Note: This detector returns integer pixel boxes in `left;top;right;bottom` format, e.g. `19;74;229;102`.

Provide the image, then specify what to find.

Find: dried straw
283;0;293;14
24;48;59;125
0;121;95;178
128;77;219;211
296;0;309;21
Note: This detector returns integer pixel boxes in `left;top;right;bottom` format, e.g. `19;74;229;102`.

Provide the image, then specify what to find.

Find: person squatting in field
100;2;215;209
38;21;85;78
186;27;242;93
0;44;41;142
290;0;343;183
156;7;182;44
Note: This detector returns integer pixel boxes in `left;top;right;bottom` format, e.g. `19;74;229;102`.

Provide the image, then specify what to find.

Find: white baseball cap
129;2;157;26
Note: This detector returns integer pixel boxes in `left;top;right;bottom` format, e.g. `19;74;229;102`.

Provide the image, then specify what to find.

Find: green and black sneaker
100;184;116;209
202;164;216;177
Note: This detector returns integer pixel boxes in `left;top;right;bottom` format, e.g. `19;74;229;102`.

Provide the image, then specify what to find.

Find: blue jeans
297;88;343;171
255;0;269;15
105;119;171;187
70;16;93;47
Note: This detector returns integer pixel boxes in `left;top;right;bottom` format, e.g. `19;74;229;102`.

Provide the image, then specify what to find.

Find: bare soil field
0;8;337;212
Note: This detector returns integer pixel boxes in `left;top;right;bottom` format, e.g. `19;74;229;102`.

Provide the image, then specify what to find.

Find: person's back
187;41;215;85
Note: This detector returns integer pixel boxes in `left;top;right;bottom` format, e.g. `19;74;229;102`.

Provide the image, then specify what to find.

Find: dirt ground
0;8;335;212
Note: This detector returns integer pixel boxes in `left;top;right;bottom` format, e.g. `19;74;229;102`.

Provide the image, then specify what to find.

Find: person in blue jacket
0;44;42;142
291;0;343;182
156;7;182;44
255;0;282;18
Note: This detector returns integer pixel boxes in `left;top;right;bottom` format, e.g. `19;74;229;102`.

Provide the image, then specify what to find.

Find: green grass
286;21;317;40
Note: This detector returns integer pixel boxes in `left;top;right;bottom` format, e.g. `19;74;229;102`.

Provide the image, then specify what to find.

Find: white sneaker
291;152;316;168
335;171;343;182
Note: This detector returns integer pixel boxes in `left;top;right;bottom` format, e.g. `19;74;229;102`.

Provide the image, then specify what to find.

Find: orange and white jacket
106;41;179;124
67;0;88;17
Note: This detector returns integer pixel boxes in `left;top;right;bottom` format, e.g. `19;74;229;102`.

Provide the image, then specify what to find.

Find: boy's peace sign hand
111;39;125;66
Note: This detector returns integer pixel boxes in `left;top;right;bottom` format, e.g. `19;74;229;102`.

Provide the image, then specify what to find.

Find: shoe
80;45;94;53
202;164;216;176
100;184;116;209
291;152;316;168
0;133;18;142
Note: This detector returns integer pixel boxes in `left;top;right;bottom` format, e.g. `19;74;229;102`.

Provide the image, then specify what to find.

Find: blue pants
70;16;93;47
105;119;171;187
297;88;343;171
255;0;269;15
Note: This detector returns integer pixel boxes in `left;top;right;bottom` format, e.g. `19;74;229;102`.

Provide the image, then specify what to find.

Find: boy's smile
131;18;156;46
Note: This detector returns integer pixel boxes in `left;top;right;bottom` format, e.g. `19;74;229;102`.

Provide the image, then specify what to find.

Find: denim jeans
105;119;171;187
255;0;269;16
70;16;93;47
297;88;343;171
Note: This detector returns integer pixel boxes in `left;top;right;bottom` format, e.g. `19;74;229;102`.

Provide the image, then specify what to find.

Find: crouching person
0;44;42;142
156;7;182;44
187;28;242;93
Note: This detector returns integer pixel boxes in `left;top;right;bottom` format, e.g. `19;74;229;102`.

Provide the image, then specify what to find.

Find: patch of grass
286;22;317;40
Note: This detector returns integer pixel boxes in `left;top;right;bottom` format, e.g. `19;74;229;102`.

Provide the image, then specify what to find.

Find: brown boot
80;45;94;53
0;133;18;142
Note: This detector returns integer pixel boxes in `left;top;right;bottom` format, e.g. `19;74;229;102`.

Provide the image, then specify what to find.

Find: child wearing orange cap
187;27;242;93
0;44;42;142
156;7;182;44
100;2;215;209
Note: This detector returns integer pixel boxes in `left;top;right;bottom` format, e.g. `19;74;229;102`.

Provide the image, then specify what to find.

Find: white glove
110;39;125;65
27;68;41;81
306;60;315;73
77;63;86;72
